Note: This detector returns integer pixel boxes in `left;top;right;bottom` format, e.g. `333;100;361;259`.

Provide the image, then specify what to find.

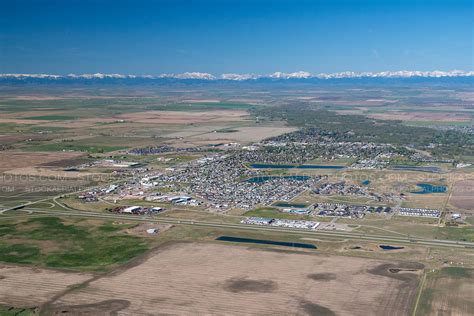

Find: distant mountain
1;70;473;84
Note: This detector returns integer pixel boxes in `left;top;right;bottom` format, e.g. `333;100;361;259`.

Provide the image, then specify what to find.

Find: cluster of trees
253;105;474;159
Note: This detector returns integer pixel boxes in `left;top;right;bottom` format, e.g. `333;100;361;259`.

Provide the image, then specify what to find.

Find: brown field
0;151;84;172
187;126;298;142
164;123;296;144
47;242;422;315
417;268;474;316
0;134;52;145
3;167;96;179
114;110;250;124
0;110;250;129
368;111;471;122
449;179;474;211
0;264;93;308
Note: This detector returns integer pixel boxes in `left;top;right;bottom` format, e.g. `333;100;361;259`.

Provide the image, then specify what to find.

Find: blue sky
0;0;472;74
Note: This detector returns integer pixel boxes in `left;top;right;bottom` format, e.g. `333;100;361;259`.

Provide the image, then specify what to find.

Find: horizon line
1;69;474;81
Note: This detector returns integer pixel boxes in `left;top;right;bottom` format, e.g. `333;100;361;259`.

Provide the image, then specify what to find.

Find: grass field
0;305;36;316
243;207;313;220
24;115;76;121
158;102;257;111
0;217;150;271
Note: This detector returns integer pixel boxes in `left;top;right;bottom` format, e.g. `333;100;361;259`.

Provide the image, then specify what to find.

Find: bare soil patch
3;167;95;179
0;152;84;172
116;110;249;124
300;300;336;316
49;299;130;315
49;242;422;315
307;272;337;281
449;179;474;210
170;126;298;143
223;277;277;293
0;265;92;308
419;268;474;316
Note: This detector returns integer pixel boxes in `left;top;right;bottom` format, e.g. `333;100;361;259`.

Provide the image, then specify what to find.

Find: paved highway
10;207;474;251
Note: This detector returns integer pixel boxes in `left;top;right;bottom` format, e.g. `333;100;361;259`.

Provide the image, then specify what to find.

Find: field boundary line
412;270;427;316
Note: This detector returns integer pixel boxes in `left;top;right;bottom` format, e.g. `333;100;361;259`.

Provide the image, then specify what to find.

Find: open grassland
417;268;474;316
339;215;474;242
243;207;314;220
0;217;150;271
47;242;422;315
0;305;36;316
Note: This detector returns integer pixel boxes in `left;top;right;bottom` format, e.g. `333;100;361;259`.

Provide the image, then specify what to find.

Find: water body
246;175;310;183
64;168;79;172
392;165;441;173
273;202;308;208
411;183;447;194
361;180;371;185
216;236;317;249
250;163;344;170
379;245;404;250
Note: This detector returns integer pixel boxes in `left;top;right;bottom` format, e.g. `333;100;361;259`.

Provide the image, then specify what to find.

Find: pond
379;245;404;250
392;165;441;173
273;202;308;208
411;183;447;194
246;175;311;183
250;163;345;170
216;236;317;249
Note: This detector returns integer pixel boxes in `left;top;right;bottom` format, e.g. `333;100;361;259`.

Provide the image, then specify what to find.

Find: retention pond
216;236;317;249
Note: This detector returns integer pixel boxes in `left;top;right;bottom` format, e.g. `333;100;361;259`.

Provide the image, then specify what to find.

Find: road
8;206;474;251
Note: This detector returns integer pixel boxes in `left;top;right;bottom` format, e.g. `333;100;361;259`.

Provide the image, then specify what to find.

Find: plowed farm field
46;242;423;315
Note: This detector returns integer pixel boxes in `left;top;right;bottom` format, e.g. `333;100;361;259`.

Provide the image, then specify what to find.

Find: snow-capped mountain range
1;70;473;81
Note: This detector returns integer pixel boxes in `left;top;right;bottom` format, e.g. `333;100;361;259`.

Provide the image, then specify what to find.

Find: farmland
0;82;473;315
43;242;422;315
416;268;474;315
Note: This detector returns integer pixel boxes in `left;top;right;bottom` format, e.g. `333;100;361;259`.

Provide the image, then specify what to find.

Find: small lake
411;183;447;194
250;163;345;170
216;236;317;249
392;165;441;173
273;202;308;208
246;175;310;183
379;245;404;250
361;180;371;185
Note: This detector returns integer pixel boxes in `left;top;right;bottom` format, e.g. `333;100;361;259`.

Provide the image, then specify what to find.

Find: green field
0;217;149;271
0;305;35;316
24;115;76;121
243;208;313;220
158;102;256;111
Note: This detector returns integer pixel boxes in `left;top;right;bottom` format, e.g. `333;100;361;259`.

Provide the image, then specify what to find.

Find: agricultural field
416;267;474;316
449;179;474;212
44;242;422;315
1;83;473;315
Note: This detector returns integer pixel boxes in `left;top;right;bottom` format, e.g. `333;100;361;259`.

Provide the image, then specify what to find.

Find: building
122;206;142;214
